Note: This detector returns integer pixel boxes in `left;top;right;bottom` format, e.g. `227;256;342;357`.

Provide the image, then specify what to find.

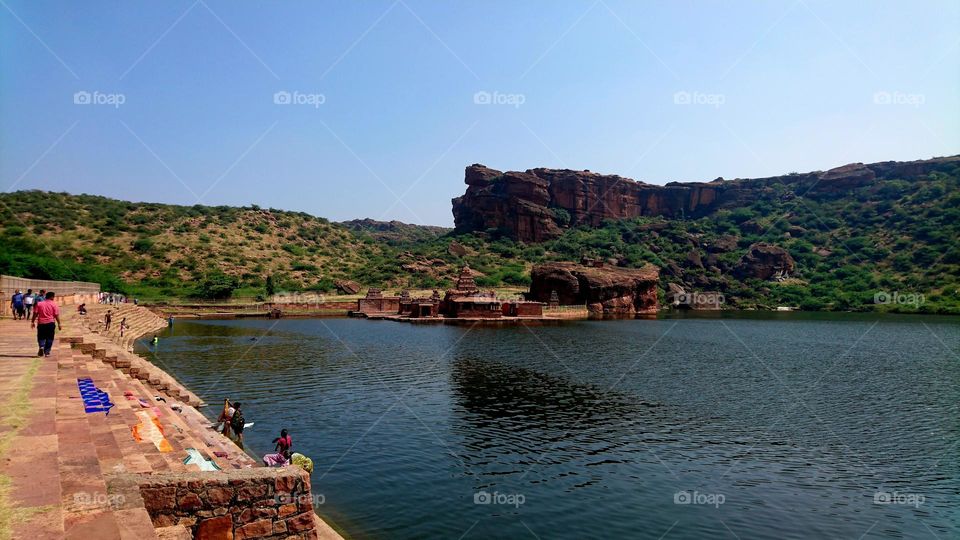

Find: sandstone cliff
527;262;659;316
451;156;960;242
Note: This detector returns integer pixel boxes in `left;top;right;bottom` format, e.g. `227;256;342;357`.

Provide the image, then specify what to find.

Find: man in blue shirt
11;290;24;320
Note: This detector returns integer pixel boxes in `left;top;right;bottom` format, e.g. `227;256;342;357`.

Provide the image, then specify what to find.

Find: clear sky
2;0;958;226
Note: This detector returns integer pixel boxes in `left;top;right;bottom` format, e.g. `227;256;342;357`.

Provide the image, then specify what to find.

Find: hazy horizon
2;0;958;226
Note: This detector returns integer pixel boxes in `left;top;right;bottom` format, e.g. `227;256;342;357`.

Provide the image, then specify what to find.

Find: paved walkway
0;316;69;539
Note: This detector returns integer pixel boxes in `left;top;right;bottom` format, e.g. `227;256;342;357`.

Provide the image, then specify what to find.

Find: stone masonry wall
137;468;319;540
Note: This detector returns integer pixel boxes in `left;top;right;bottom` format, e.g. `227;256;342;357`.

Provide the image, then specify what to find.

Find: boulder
733;243;796;280
707;235;739;253
448;241;468;257
334;279;361;295
528;262;659;316
684;250;703;269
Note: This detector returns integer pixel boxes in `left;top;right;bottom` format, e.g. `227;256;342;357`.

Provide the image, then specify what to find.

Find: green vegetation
1;162;958;313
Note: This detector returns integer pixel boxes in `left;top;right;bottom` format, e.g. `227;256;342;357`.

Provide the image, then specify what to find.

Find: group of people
98;292;135;305
215;399;311;471
217;399;248;446
9;289;62;356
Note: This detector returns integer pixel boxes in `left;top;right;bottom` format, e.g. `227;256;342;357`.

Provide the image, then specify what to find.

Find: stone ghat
79;303;169;351
0;310;346;539
70;304;204;408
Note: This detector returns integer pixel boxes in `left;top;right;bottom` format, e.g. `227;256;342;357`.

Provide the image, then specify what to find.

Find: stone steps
52;337;260;539
75;304;167;351
53;340;160;540
1;306;306;540
66;333;203;407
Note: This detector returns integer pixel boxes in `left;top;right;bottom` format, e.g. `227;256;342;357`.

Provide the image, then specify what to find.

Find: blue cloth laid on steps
77;377;114;415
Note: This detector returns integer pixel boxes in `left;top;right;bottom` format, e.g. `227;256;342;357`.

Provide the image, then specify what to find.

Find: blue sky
2;0;958;226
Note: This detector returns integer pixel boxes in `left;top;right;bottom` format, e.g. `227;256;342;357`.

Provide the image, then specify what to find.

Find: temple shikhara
353;265;544;321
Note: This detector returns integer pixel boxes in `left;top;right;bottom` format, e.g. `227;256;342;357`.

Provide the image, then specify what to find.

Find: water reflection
140;316;960;539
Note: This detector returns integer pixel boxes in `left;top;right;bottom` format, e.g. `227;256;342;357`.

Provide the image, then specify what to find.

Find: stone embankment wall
131;468;321;539
0;274;100;315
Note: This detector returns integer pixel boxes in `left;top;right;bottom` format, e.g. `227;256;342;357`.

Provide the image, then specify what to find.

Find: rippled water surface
137;313;960;539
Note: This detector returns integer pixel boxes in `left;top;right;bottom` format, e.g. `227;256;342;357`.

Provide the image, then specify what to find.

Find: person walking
104;310;113;331
11;290;24;320
119;317;128;337
23;288;34;319
31;291;61;357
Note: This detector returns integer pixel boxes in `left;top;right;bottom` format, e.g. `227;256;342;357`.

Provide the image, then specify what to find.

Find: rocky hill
1;153;958;312
452;156;960;242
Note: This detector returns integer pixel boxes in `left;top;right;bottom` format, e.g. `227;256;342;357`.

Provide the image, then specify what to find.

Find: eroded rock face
733;243;796;280
527;262;659;316
451;156;960;242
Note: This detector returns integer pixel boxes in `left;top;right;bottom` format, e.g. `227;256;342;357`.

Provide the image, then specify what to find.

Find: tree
194;271;238;299
265;274;276;296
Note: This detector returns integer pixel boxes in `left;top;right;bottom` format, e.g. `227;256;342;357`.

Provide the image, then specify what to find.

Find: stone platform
0;307;342;540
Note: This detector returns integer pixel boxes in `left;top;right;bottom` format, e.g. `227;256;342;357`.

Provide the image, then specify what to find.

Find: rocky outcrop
527;262;659;316
451;156;960;242
334;279;361;294
447;240;468;257
733;243;796;281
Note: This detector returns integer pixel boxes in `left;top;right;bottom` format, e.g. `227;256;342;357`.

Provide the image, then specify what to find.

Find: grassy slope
1;162;958;312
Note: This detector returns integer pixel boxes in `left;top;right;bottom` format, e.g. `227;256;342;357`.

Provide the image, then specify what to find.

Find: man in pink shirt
31;291;61;357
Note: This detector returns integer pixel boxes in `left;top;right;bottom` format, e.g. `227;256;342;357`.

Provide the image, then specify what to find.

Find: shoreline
66;304;347;539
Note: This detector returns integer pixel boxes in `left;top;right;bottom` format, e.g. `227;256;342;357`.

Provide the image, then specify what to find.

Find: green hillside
1;160;958;313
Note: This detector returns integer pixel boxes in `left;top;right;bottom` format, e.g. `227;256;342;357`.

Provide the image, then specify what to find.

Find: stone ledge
109;468;321;540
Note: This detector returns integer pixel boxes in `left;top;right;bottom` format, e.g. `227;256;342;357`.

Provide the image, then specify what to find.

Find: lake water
136;313;960;539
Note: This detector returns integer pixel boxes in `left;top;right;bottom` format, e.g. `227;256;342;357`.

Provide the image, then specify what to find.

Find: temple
353;265;544;321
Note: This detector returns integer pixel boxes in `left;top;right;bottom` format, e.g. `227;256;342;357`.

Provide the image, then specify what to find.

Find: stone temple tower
455;265;478;292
